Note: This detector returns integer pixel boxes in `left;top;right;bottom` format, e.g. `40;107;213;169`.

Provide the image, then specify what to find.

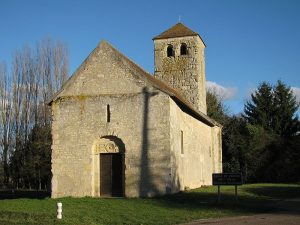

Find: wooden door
100;153;123;197
100;154;112;197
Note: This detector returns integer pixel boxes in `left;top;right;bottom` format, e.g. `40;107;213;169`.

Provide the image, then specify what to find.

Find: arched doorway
92;136;125;197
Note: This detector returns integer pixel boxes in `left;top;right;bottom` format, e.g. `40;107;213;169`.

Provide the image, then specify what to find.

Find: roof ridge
153;23;206;46
103;42;218;127
49;40;108;104
50;40;218;127
153;22;198;39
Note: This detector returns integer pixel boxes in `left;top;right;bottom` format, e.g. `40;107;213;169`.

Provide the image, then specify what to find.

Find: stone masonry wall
51;41;172;198
51;40;221;198
168;98;222;193
51;89;171;198
154;36;207;114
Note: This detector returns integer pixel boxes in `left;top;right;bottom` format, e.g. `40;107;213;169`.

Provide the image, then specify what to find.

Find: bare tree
53;41;68;92
0;61;12;186
6;37;69;189
36;38;68;125
11;49;26;188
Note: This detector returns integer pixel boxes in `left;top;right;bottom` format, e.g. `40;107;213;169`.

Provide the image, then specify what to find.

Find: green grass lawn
0;183;299;225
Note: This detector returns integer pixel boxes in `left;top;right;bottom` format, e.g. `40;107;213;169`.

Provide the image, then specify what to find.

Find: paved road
180;199;300;225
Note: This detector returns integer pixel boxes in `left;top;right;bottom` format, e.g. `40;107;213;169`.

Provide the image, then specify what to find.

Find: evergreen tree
25;125;52;190
244;82;274;131
273;80;300;137
243;80;300;182
222;116;248;177
244;80;299;137
206;91;227;124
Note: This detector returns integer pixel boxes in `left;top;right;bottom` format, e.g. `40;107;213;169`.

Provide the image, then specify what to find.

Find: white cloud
291;87;300;103
206;81;238;100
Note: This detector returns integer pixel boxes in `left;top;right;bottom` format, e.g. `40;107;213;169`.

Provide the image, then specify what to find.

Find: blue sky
1;0;300;115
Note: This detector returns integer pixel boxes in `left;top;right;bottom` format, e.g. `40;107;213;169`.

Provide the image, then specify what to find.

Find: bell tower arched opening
153;23;207;114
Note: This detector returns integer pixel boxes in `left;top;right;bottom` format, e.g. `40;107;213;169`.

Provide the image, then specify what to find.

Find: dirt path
180;199;300;225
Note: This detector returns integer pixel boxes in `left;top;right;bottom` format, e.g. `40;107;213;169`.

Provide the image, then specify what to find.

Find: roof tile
153;23;199;40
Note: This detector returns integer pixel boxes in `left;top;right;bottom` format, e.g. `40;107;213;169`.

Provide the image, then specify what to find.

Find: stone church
49;23;222;198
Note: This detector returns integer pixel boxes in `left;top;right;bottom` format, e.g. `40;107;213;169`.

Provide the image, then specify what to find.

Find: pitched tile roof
50;40;219;127
112;44;218;127
153;23;206;46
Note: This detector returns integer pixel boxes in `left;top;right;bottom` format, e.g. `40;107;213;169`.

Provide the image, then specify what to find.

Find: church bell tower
153;23;207;114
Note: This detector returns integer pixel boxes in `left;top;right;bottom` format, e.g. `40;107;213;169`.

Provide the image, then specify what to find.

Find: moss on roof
153;23;197;39
153;23;206;46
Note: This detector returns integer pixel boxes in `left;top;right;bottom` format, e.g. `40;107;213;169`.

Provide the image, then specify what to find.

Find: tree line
207;81;300;183
0;38;68;190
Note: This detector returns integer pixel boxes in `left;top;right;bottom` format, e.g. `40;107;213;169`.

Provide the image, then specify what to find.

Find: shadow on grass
0;190;50;200
244;185;300;199
151;185;300;216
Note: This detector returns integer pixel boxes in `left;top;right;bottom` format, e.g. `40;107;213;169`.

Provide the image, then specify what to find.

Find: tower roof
153;23;205;45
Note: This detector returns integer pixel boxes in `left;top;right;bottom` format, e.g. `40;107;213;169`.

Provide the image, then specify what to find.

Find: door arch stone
91;136;125;197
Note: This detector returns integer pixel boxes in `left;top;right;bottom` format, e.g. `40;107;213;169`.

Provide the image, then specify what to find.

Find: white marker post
57;202;62;219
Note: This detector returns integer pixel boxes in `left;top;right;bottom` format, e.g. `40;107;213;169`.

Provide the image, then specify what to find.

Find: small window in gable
167;45;174;57
107;104;110;123
180;43;188;55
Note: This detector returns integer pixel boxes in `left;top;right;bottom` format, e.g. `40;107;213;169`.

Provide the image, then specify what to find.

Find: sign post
217;185;220;203
212;173;242;203
235;185;238;202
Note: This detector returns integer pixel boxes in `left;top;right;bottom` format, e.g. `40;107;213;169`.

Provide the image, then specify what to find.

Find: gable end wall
51;88;171;198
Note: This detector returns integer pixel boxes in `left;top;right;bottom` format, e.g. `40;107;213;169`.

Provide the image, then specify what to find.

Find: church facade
50;23;222;198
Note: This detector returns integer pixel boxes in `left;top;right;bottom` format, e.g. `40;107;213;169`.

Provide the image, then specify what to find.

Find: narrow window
167;45;174;57
180;43;188;55
181;130;184;154
107;104;110;123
